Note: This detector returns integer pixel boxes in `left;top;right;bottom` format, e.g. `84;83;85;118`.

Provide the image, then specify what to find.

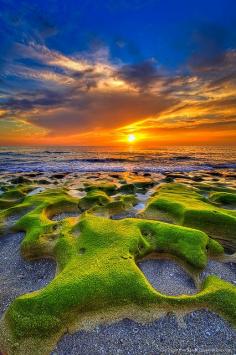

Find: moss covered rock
0;185;235;355
210;191;236;207
78;190;111;210
118;183;137;194
0;185;34;209
84;183;117;195
144;183;236;250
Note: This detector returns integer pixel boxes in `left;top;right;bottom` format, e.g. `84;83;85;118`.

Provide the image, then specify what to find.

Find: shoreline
0;168;235;354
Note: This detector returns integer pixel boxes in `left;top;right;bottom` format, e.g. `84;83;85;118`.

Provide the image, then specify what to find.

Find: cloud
31;91;176;134
116;59;162;90
1;34;236;144
1;41;178;135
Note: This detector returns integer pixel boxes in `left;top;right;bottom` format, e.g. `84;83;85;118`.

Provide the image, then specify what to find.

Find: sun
127;133;136;143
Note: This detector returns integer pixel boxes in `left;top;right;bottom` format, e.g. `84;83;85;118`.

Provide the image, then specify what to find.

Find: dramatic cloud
1;41;236;144
1;0;236;145
116;59;162;89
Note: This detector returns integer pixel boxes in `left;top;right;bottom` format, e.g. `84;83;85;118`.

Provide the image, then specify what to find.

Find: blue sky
0;0;236;145
2;0;236;66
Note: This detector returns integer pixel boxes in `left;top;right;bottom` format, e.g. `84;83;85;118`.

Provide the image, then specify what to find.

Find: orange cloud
1;43;236;146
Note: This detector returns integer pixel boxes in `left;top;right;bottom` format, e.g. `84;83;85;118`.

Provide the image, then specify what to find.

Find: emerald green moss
84;183;117;195
210;191;236;206
0;185;35;234
207;238;224;256
1;185;235;354
78;190;111;210
144;183;236;250
135;219;215;268
133;180;154;190
0;185;31;209
117;193;138;206
193;182;236;194
3;209;230;343
105;200;126;214
0;188;79;241
118;183;136;194
117;179;154;194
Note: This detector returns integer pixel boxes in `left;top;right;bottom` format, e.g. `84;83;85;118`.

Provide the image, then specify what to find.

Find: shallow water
0;146;235;173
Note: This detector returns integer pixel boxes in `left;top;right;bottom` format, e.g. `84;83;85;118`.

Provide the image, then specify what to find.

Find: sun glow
127;133;136;143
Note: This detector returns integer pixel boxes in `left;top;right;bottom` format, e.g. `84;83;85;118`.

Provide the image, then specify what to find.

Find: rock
10;176;31;184
51;173;69;179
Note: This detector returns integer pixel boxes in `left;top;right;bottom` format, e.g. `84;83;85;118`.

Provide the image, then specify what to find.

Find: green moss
18;208;76;260
118;194;138;206
136;219;219;268
105;200;125;214
87;193;137;216
162;176;174;183
207;238;224;256
193;182;236;194
144;183;236;250
117;178;154;193
0;185;35;234
0;185;32;209
118;183;136;194
133;180;154;190
78;190;111;210
0;188;79;238
84;183;117;195
210;191;236;206
3;210;229;342
1;186;235;354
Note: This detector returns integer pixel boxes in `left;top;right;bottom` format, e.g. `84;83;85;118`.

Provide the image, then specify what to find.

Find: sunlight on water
0;146;235;173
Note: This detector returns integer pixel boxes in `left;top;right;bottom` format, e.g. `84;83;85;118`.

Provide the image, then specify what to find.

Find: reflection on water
0;146;235;173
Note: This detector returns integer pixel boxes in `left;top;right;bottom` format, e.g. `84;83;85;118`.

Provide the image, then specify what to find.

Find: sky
0;0;236;146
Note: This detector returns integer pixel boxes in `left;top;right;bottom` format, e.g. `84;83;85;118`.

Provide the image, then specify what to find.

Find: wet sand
53;310;236;355
0;232;56;318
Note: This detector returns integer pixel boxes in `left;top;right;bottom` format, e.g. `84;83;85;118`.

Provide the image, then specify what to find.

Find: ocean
0;146;235;173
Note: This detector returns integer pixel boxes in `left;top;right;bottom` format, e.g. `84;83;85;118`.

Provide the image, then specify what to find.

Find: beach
0;146;235;354
0;146;236;174
2;0;236;352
